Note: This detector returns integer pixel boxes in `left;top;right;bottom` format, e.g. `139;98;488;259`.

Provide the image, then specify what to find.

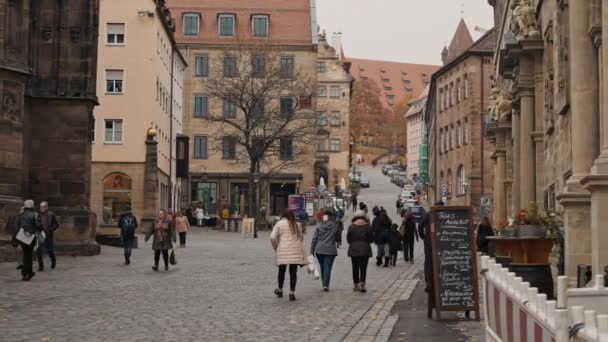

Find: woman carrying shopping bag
310;207;339;292
270;209;306;301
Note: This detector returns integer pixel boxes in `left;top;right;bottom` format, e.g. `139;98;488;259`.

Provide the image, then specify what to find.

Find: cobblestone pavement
0;166;421;342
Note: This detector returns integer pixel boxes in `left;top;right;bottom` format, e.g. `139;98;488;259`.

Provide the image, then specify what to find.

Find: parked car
382;164;397;175
409;206;426;222
359;177;370;188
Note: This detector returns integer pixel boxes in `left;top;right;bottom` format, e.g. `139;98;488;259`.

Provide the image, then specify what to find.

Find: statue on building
510;0;540;40
488;87;514;122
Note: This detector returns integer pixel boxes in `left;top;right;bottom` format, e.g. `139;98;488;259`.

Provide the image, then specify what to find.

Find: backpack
121;214;136;238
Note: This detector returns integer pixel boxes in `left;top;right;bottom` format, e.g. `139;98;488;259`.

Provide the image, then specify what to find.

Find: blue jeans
316;254;336;288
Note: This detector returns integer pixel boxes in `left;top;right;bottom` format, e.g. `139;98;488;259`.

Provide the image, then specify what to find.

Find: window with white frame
457;166;466;195
195;55;208;76
183;14;200;36
317;112;327;126
329;86;340;98
317;86;327;97
317;61;327;73
219;14;235;37
330;112;340;126
330;139;341;152
107;23;125;44
105;69;123;93
104;119;123;144
252;14;269;37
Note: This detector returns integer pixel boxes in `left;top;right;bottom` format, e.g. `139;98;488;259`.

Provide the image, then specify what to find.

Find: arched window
457;165;466;196
103;172;132;224
447;169;453;199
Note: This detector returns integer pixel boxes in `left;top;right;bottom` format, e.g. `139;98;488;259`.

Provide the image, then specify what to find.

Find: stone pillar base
54;240;100;256
556;188;592;285
582;174;608;277
52;208;101;257
0;195;24;239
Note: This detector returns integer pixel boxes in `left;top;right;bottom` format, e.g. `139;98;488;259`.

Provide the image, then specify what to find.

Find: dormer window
252;14;269;37
218;14;235;37
183;13;200;36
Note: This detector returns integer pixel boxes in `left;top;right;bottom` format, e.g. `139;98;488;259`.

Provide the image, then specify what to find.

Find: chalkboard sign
429;206;479;320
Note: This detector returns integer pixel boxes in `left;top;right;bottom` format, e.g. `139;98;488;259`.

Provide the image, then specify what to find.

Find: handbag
16;228;35;245
306;255;320;280
169;249;177;265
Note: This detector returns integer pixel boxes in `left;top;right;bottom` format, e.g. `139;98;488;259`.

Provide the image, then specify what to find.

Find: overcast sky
316;0;494;65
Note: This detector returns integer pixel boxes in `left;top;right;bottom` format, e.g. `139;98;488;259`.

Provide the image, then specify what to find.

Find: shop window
193;182;217;214
102;173;132;225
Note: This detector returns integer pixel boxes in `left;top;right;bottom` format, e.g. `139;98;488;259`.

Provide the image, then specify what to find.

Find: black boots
124;254;130;265
50;253;56;269
376;257;382;267
383;257;390;267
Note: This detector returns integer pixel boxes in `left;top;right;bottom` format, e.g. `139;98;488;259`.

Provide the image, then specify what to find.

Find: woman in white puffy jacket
270;209;306;302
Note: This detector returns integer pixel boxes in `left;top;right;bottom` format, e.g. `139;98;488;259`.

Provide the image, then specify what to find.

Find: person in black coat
347;210;374;292
400;211;418;263
389;224;401;266
371;210;392;267
419;201;444;289
477;216;495;255
12;200;42;281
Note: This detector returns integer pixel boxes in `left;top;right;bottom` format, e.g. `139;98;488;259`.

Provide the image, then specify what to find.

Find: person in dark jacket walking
310;207;339;291
372;210;392;267
347;210;374;292
145;209;176;271
351;195;358;212
476;216;495;255
400;211;418;263
37;201;59;271
118;209;138;265
12;200;42;281
419;201;444;289
389;224;401;266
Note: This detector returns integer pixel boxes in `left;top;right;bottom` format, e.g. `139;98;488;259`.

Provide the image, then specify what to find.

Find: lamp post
295;176;301;194
253;171;260;238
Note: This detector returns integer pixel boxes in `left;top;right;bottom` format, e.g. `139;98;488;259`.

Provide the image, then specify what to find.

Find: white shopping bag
307;255;320;280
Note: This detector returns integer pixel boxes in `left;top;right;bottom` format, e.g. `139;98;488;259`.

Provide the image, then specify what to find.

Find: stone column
519;54;536;208
493;127;508;224
142;129;159;233
559;0;599;281
582;0;608;276
511;111;521;215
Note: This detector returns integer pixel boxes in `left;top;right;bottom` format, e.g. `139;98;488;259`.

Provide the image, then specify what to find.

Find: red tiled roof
346;58;440;109
167;0;313;46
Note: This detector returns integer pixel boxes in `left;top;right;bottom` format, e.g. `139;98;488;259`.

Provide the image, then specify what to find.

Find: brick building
0;0;100;256
91;0;187;233
168;0;318;216
486;0;608;282
315;32;353;191
427;20;495;217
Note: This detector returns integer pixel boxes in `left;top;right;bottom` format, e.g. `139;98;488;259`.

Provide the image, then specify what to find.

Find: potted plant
516;202;548;238
496;218;516;237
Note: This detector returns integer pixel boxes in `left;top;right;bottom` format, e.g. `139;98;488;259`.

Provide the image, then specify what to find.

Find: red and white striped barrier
480;256;608;342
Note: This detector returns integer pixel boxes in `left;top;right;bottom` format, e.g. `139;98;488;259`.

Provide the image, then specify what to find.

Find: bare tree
350;79;385;146
202;43;317;220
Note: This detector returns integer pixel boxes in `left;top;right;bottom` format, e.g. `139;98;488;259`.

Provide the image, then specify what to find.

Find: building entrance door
270;183;295;215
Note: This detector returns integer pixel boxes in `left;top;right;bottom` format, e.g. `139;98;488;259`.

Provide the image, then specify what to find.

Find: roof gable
443;18;474;65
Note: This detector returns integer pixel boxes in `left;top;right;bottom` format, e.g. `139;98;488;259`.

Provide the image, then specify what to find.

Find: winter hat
352;210;369;223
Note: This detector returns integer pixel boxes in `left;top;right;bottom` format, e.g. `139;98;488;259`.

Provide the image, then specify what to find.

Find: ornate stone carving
510;0;540;40
555;0;570;114
489;86;514;122
543;22;555;134
1;82;22;122
69;26;81;43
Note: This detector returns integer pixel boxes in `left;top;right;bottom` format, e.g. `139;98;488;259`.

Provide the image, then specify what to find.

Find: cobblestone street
0;167;422;342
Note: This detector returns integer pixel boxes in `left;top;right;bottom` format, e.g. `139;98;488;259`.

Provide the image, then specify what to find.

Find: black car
409;206;426;223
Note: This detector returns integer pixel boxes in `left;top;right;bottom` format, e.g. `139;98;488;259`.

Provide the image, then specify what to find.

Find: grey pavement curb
340;255;423;342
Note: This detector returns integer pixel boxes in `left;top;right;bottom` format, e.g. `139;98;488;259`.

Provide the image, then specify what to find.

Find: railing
481;255;608;341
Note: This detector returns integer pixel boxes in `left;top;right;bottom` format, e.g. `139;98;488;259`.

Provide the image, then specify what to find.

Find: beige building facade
170;0;317;216
427;21;495;216
315;32;352;191
92;0;186;232
405;86;429;181
487;0;608;282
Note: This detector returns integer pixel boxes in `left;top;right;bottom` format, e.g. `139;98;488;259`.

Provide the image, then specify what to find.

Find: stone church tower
0;0;100;258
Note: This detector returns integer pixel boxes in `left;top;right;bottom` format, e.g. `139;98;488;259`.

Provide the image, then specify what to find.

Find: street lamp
295;176;301;194
253;171;260;238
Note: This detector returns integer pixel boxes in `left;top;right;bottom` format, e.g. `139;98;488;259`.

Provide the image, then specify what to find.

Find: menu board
430;206;479;319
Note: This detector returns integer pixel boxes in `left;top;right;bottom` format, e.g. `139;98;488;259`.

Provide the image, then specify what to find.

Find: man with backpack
118;208;138;265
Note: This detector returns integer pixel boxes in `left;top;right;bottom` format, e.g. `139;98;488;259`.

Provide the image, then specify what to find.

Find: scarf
156;218;165;241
